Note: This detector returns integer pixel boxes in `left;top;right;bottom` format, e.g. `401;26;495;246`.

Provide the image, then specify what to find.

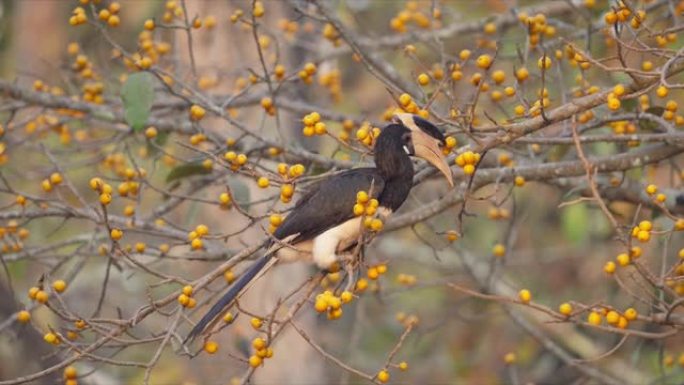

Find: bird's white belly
274;207;392;269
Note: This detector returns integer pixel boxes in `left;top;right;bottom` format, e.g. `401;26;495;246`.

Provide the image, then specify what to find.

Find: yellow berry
367;267;380;280
190;104;206;121
637;230;650;243
52;280;67;293
616;253;630;266
398;93;412;106
145;126;158;138
89;177;103;191
304;62;317;76
108;2;121;13
607;97;621;110
144;19;155;30
204;341;219;354
515;67;529;82
537;56;552;69
314;122;327;135
110;228;123;240
559;302;573;316
135;242;145;253
260;97;273;110
44;332;59;345
249;355;262;367
606;310;620;325
99;193;112;205
504;352;516;364
252;337;266;350
177;293;190;306
417;73;430;86
476;54;492;69
15;195;27;206
191;238;203;250
491;70;505;84
270;214;283;227
376;264;387;275
603;261;616;274
28;287;39;300
617;316;628;329
656;85;668;98
250;317;263;329
314;297;328;313
675;219;684;231
638;220;652;231
50;172;63;185
492;244;506;257
514;105;526;116
355;278;368;292
64;366;77;380
257;177;270;188
587;311;602;325
108;15;120;27
16;310;31;323
340;291;353;303
518;289;531;303
195;224;209;236
35;290;49;304
377;370;390;383
624;308;638;321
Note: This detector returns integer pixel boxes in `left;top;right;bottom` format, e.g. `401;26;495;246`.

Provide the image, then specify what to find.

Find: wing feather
274;168;385;243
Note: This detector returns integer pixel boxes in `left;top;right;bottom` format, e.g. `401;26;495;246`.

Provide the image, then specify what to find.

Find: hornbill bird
186;113;453;342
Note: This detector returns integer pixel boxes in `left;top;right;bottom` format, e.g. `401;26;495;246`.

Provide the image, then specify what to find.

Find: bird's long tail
185;253;273;343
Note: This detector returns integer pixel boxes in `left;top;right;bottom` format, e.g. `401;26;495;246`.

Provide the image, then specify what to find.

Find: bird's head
392;112;454;187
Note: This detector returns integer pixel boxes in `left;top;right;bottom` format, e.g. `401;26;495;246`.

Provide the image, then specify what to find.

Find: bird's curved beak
412;129;454;187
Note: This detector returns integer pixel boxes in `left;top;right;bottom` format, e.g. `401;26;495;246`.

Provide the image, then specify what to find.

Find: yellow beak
412;129;454;187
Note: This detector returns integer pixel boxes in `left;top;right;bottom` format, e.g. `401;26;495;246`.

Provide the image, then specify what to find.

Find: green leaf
561;203;588;245
121;72;155;132
165;162;211;183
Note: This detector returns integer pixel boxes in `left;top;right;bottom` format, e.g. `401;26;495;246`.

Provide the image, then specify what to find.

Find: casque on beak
412;129;454;187
392;112;454;187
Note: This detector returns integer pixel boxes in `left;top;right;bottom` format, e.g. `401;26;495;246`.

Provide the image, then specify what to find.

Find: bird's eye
402;132;411;143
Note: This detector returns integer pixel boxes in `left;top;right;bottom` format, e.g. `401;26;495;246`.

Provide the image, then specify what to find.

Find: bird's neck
375;144;414;211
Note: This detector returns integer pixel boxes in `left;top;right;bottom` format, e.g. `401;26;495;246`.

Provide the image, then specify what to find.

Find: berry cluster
455;151;481;175
302;112;327;137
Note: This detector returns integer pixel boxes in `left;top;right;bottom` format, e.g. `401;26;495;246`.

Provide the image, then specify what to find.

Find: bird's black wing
185;168;384;343
274;168;385;243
